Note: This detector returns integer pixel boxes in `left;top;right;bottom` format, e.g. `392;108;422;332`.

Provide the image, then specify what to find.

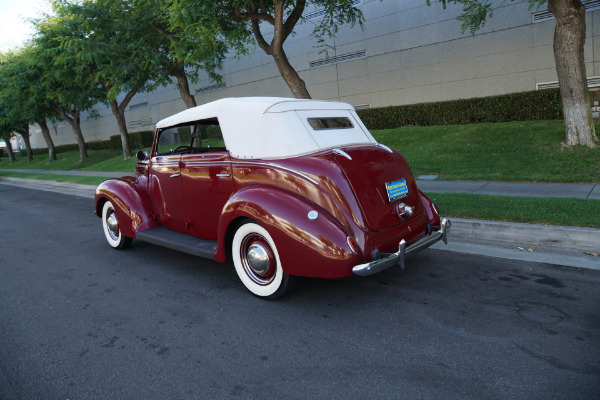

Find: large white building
28;0;600;149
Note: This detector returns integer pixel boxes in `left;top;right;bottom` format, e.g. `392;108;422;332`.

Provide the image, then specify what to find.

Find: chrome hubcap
106;210;119;240
247;243;270;275
241;234;276;285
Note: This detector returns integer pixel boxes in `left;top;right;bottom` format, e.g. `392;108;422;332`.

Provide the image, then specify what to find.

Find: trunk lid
334;145;423;231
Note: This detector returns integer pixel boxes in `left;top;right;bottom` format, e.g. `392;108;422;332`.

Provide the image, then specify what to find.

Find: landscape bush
110;130;154;151
25;90;564;155
357;89;563;130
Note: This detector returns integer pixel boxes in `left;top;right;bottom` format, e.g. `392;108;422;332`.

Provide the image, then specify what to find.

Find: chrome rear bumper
352;218;451;277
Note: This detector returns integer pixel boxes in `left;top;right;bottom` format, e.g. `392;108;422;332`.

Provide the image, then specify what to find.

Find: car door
147;153;186;232
179;151;234;240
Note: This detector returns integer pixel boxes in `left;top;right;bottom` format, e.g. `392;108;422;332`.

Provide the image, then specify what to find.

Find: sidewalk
2;169;599;199
0;168;129;178
416;179;600;199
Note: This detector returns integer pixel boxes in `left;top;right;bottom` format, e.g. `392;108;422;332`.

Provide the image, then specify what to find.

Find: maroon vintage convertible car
95;97;450;299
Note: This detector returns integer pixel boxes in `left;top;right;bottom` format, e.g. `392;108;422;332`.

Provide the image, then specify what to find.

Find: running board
135;226;217;260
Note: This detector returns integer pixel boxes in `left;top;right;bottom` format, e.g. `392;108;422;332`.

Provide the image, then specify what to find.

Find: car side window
155;118;226;155
190;121;225;151
156;127;185;155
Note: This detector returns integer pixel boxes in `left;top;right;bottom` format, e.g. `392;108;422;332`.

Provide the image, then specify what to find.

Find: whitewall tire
102;200;132;250
232;221;295;299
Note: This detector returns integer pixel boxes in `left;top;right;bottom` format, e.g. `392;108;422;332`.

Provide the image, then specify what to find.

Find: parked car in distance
95;97;450;299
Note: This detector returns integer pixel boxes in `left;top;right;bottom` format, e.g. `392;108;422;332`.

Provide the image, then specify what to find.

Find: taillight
347;236;359;254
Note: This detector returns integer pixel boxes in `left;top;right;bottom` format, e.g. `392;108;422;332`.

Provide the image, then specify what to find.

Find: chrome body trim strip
332;148;353;160
377;143;393;153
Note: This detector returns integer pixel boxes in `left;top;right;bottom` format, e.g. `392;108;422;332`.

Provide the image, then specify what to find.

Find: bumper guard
352;218;451;277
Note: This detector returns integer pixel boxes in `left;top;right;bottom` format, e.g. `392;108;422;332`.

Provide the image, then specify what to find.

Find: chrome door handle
216;173;231;177
170;173;181;178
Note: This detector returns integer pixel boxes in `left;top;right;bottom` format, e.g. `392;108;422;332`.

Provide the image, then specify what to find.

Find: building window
306;0;362;20
195;83;226;95
309;50;366;69
129;102;149;110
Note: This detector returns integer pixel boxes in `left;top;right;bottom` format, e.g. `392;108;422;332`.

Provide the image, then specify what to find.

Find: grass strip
1;171;598;228
2;120;599;182
427;192;600;229
373;120;600;182
0;148;136;172
0;171;106;186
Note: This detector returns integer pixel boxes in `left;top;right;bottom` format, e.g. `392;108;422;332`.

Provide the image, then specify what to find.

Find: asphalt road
1;185;599;400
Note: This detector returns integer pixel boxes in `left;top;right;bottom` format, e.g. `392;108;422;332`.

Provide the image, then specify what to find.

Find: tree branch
235;5;275;25
53;103;73;126
118;87;138;114
251;19;271;53
282;0;306;40
272;0;285;48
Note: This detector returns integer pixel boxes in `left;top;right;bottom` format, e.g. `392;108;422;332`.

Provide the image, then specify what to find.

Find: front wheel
102;200;132;250
232;221;296;300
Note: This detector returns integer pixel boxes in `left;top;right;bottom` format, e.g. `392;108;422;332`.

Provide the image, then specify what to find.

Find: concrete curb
1;177;599;256
449;217;599;253
0;177;97;198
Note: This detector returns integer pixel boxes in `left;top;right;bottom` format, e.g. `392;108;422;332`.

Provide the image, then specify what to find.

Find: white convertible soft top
155;97;377;159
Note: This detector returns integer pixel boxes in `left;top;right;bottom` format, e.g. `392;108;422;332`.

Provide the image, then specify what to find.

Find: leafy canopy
428;0;547;33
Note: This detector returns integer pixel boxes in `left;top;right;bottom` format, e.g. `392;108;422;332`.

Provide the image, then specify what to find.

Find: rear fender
419;190;441;227
95;176;158;238
216;185;361;278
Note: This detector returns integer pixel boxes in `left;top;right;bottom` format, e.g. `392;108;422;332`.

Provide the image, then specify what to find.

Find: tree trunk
246;0;311;99
272;46;311;99
549;0;598;148
55;104;88;161
37;120;56;162
20;126;33;163
109;98;133;159
4;138;16;164
173;66;197;108
70;111;88;162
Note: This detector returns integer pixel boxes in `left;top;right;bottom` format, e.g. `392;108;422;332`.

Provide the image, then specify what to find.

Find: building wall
29;0;600;148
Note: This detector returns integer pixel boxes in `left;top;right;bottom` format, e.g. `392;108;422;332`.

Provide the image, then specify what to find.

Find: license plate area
385;179;408;202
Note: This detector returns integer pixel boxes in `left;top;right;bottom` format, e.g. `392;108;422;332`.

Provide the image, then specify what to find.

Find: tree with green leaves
48;0;169;159
0;46;58;163
133;0;230;108
0;52;34;163
429;0;598;148
167;0;365;99
33;11;107;162
0;134;16;164
0;112;17;164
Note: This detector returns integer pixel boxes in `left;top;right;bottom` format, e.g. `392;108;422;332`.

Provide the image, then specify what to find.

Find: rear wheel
102;201;132;250
232;221;295;299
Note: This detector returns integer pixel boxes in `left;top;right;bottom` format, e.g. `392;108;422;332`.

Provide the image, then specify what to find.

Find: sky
0;0;52;52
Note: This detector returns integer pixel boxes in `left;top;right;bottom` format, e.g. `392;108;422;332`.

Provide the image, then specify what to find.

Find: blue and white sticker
385;179;409;202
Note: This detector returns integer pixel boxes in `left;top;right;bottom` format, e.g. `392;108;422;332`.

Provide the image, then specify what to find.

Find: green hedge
31;130;154;155
110;130;154;151
356;89;563;130
27;90;563;154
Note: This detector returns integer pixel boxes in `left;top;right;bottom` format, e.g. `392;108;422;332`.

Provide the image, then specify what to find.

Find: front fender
95;176;158;238
216;185;362;278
